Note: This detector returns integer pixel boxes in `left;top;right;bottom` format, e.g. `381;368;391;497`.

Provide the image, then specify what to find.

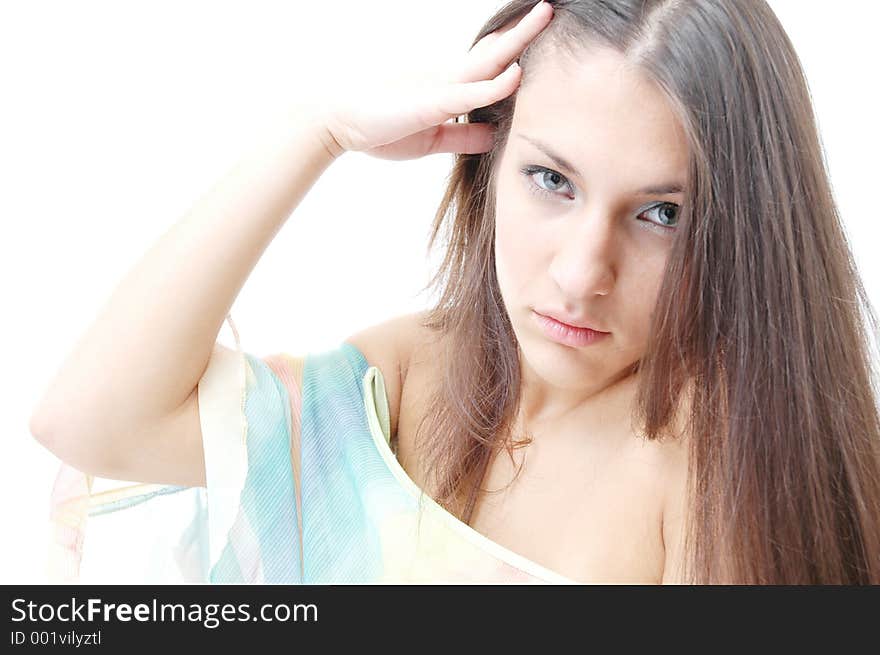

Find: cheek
619;259;666;342
494;207;537;297
493;168;538;287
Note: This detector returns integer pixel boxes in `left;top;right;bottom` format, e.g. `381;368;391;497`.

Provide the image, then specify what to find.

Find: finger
378;59;518;135
436;61;522;119
466;6;532;58
452;1;553;84
467;29;501;57
428;121;496;155
365;122;495;160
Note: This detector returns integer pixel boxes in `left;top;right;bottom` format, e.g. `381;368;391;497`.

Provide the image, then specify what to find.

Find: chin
517;329;591;385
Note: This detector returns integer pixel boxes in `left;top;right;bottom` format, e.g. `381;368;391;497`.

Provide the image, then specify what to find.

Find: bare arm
29;106;341;486
30;0;555;487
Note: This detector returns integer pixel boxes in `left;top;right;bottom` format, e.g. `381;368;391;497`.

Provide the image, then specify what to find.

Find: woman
34;0;880;584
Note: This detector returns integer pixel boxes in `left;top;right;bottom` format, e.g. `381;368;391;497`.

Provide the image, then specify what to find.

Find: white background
2;1;877;584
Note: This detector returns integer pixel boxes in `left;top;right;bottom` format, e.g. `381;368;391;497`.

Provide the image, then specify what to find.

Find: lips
534;309;609;333
532;310;610;348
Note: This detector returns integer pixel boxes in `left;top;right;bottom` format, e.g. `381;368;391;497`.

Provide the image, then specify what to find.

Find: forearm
31;107;340;440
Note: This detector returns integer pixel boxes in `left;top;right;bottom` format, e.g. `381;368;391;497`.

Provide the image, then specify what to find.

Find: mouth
532;310;610;348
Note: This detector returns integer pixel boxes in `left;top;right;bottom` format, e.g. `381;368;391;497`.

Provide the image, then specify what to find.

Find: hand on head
322;1;554;160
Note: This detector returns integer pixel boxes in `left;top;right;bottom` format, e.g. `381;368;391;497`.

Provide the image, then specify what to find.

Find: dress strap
362;366;392;449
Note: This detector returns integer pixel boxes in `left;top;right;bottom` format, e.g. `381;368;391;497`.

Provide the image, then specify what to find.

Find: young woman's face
494;45;690;400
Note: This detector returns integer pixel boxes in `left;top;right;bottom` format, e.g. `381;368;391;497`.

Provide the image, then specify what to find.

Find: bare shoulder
342;309;434;439
658;432;690;583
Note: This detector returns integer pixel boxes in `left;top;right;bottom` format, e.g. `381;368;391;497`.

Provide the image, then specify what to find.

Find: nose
548;211;615;299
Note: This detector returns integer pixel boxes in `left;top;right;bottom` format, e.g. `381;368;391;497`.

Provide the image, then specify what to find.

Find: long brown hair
410;0;880;583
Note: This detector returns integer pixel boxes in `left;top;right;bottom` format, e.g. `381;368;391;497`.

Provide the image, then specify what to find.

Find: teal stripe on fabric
205;342;417;584
300;343;389;583
210;539;244;583
88;485;191;517
210;354;302;583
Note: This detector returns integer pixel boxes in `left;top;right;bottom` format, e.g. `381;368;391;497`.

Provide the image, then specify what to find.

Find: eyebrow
516;133;684;196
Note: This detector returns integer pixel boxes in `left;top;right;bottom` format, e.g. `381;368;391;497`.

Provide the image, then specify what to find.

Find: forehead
512;45;689;182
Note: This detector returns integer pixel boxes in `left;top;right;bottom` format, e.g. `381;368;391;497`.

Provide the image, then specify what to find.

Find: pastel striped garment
47;315;578;584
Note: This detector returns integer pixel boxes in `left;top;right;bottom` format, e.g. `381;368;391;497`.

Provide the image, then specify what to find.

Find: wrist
290;101;346;161
315;121;346;161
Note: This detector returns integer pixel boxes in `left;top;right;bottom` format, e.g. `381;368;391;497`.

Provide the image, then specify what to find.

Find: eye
519;165;574;200
518;164;681;232
638;202;680;231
